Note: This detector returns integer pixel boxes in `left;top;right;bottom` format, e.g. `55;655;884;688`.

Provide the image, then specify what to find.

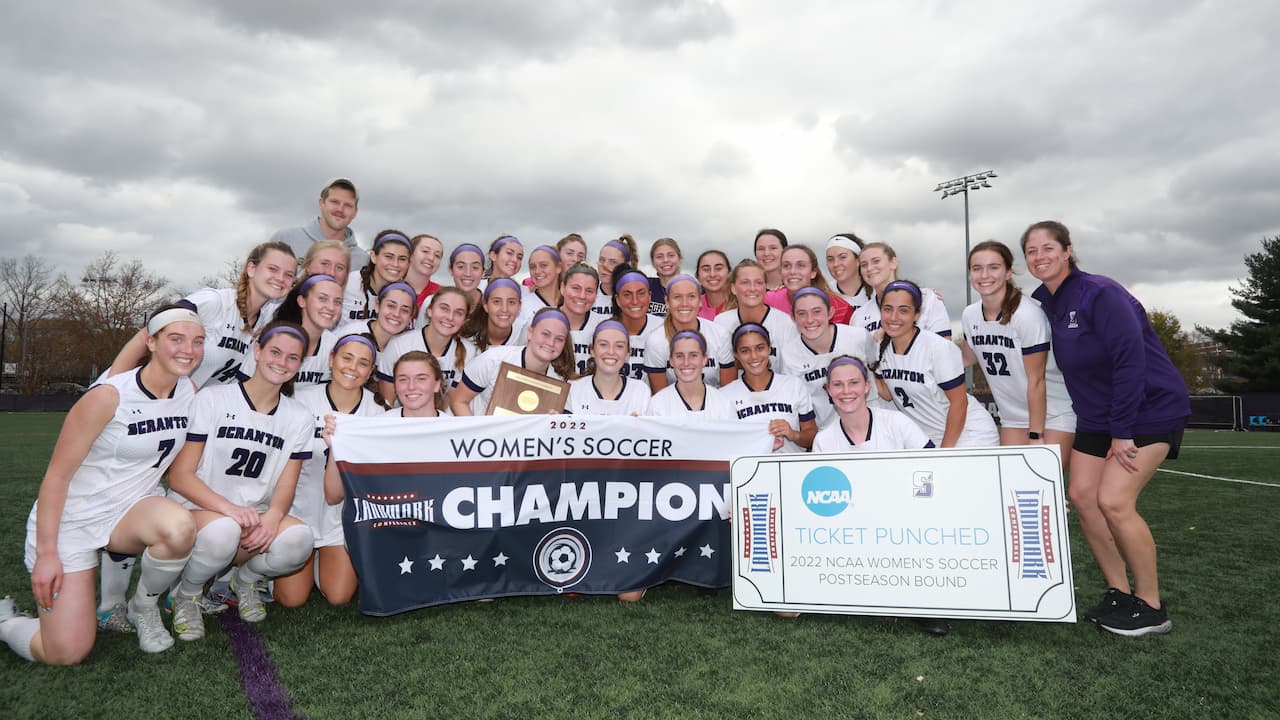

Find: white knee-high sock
239;525;313;582
99;551;136;611
133;548;191;609
0;615;39;662
176;517;241;598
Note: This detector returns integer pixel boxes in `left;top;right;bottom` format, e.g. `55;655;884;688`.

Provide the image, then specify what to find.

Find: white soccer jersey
185;287;262;388
291;385;382;546
811;408;934;453
239;329;338;388
837;289;875;316
642;318;735;388
778;324;873;428
567;313;604;377
590;288;614;321
382;407;453;417
514;287;557;340
566;375;652;416
342;273;378;324
458;345;567;416
170;383;314;512
31;369;196;531
615;314;664;385
961;299;1076;430
875;330;998;447
720;372;816;454
712;306;800;371
376;329;477;391
648;382;735;420
851;287;952;338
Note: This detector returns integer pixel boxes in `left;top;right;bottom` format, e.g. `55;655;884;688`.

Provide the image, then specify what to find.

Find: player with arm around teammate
721;324;817;453
165;322;316;636
272;334;384;607
0;306;205;663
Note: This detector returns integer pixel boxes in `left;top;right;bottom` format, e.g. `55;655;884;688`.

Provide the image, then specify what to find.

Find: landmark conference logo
801;466;852;517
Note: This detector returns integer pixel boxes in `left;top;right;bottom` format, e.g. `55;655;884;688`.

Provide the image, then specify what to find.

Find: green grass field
2;414;1276;719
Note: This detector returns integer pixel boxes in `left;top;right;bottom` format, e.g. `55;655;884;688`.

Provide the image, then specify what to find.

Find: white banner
731;446;1076;622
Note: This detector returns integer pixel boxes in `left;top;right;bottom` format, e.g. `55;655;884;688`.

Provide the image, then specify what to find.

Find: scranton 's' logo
533;527;591;592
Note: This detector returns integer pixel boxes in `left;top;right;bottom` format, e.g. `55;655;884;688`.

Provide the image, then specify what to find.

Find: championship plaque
486;362;569;416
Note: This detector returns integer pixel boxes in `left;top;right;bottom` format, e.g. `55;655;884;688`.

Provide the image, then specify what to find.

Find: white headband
147;308;202;336
825;236;862;255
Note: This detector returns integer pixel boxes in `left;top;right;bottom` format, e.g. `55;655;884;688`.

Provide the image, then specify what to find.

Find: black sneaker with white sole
1083;587;1131;624
1098;595;1173;637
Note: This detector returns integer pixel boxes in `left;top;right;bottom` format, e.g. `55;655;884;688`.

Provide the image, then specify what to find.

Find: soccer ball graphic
533;527;592;591
548;542;578;573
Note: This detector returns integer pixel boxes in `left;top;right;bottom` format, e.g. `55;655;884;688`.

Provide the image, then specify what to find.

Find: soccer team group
0;178;1190;666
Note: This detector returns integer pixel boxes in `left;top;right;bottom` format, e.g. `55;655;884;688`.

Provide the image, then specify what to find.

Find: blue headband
666;274;700;292
333;333;378;358
259;325;307;347
592;319;628;340
792;286;830;307
882;280;923;306
373;232;411;252
604;239;632;261
732;322;771;346
617;271;648;290
490;236;522;253
533;308;571;331
378;281;416;302
450;243;484;264
531;245;561;263
483;277;521;298
298;273;339;296
827;355;868;379
671;329;707;352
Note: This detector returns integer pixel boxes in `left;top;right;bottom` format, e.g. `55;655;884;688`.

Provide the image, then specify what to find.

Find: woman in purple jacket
1022;220;1189;638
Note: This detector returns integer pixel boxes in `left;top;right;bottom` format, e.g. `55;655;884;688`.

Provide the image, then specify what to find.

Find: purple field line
219;613;305;720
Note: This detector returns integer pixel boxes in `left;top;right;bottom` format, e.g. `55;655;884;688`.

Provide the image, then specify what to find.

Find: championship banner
332;414;773;616
731;446;1076;622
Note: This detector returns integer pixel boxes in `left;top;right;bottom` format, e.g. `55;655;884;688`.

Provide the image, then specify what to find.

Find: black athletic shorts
1073;429;1184;460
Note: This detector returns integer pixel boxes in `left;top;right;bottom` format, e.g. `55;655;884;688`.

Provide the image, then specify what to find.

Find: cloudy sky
3;0;1276;332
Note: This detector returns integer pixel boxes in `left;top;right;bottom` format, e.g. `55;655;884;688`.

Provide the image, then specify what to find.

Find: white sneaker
0;596;22;623
231;569;266;623
171;592;205;641
126;597;174;653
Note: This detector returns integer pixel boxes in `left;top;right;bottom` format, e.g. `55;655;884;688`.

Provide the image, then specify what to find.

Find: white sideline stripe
1157;468;1280;488
1182;445;1280;450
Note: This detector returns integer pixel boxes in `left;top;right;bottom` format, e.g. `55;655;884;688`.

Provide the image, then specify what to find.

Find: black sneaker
915;618;950;636
1098;595;1172;637
1083;587;1131;624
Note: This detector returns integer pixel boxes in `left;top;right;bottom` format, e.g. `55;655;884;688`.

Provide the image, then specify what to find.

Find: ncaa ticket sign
731;446;1076;622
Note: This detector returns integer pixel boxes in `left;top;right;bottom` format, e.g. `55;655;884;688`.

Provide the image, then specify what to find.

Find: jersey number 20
227;447;267;479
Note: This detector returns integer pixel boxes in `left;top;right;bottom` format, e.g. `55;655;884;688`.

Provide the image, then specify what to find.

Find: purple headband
379;281;416;301
259;325;308;347
593;319;628;340
450;243;484;264
604;239;632;261
483;277;521;299
531;245;561;263
666;274;700;292
298;273;339;296
333;333;378;358
792;286;830;308
671;329;707;352
827;355;868;379
732;322;771;345
882;280;923;306
373;232;411;252
532;308;571;331
617;271;648;290
490;235;522;253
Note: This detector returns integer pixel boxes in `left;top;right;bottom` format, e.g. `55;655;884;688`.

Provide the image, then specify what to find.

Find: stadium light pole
933;170;998;308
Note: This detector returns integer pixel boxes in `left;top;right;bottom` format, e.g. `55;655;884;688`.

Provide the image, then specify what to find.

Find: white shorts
1003;409;1078;433
23;490;161;574
315;502;345;549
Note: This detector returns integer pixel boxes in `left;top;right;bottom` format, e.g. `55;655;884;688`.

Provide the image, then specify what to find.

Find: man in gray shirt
270;178;367;270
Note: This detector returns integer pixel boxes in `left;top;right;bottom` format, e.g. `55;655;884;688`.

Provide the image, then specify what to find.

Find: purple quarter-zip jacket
1032;269;1189;437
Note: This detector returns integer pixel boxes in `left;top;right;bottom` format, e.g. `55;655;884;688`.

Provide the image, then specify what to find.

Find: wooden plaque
485;362;569;416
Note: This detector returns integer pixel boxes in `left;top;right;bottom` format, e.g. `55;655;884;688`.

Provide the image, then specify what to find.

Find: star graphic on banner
461;554;478;571
398;556;414;575
615;547;631;563
428;554;445;571
645;548;661;564
493;552;509;567
674;546;687;558
699;544;715;558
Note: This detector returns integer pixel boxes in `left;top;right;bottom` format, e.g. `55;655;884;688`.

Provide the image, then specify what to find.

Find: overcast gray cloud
0;0;1275;334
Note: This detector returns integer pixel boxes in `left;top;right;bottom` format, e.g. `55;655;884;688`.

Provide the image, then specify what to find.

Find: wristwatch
1028;431;1042;440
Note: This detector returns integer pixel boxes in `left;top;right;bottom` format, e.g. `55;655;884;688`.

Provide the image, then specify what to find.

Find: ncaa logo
533;527;592;592
800;465;852;517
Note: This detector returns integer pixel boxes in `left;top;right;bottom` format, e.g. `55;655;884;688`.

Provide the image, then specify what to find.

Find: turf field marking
220;613;303;720
1157;467;1280;488
1182;445;1280;449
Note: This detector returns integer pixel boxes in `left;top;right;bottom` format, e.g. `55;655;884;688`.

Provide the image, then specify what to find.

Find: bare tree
195;258;244;292
0;255;57;391
57;251;172;380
